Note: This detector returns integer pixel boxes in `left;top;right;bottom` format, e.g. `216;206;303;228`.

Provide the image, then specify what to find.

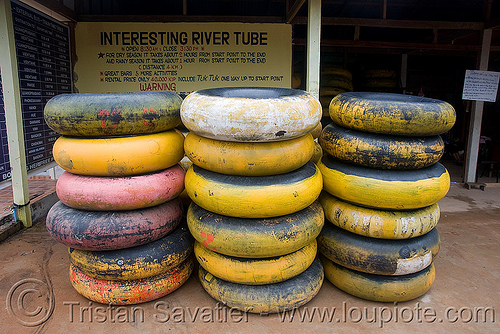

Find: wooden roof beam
381;0;387;19
77;14;285;23
485;18;500;30
286;0;306;23
293;38;500;52
292;16;484;30
20;0;76;21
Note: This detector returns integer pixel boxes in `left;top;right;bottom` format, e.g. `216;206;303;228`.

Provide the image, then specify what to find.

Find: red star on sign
98;52;105;58
100;72;104;76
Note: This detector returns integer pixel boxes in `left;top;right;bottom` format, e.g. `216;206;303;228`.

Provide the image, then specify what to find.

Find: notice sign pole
463;29;494;185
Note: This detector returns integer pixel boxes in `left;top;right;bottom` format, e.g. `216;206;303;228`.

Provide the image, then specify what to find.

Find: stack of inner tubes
181;87;325;313
320;65;353;123
317;92;456;302
44;92;194;305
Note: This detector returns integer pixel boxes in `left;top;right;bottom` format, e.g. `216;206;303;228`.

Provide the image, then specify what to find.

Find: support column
306;0;321;99
401;53;408;93
0;0;32;227
464;29;492;184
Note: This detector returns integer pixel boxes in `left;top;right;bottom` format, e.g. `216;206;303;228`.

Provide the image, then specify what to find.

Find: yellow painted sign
74;22;292;96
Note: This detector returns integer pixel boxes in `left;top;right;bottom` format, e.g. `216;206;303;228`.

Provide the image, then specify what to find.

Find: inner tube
44;91;182;137
320;192;440;239
181;87;322;142
311;122;323;139
311;139;323;164
184;132;314;176
321;66;352;80
321;75;354;92
329;92;456;136
322;256;435;302
69;257;193;305
319;122;445;170
69;224;193;280
187;201;324;258
318;223;440;275
194;240;317;285
53;130;185;177
185;161;323;218
318;155;450;210
46;198;183;251
56;165;185;211
198;258;324;313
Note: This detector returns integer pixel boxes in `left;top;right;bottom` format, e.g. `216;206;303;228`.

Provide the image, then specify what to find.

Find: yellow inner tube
322;256;435;302
186;201;324;258
320;192;440;239
194;240;317;285
198;258;324;313
318;156;450;210
329;92;456;136
185;161;323;218
184;132;314;176
53;129;184;176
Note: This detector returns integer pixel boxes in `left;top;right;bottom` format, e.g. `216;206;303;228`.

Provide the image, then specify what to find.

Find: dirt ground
0;182;499;333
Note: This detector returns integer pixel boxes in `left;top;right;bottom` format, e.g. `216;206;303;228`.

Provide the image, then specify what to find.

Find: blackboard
0;0;72;181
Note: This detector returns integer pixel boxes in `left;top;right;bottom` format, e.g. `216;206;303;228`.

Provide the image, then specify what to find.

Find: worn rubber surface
53;129;184;176
69;257;193;305
318;223;440;275
184;132;314;176
311;122;323;139
44;91;182;136
69;224;193;280
321;66;353;80
181;87;322;142
322;256;435;302
319;122;444;169
199;258;324;313
194;240;317;285
185;161;323;218
318;155;450;210
329;92;456;136
311;139;323;164
321;74;354;92
56;165;185;211
320;192;440;239
187;201;324;258
46;198;183;250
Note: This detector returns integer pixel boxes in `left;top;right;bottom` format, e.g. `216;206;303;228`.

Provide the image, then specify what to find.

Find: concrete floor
0;177;499;333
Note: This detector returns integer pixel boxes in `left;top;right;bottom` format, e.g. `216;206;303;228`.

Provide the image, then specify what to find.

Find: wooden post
306;0;321;99
464;29;492;184
0;0;32;227
401;53;408;92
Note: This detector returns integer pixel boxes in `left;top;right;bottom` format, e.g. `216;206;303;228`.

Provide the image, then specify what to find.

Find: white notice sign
462;70;500;102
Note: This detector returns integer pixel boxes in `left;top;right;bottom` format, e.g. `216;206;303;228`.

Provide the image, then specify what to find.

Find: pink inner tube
46;197;183;251
56;165;185;211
